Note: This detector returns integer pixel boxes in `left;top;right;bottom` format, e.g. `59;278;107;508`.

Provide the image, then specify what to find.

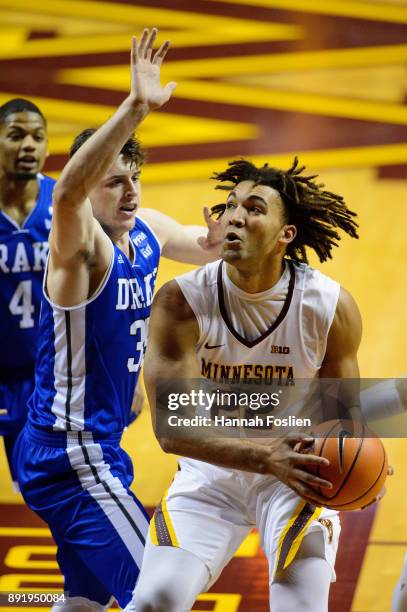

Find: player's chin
222;247;244;263
116;213;137;232
13;170;38;181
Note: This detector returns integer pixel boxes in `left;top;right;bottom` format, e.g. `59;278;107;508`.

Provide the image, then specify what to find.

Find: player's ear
279;224;297;245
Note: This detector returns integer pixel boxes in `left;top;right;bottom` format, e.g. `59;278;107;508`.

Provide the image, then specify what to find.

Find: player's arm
144;281;333;503
48;29;176;306
319;287;362;420
360;377;407;421
138;206;223;265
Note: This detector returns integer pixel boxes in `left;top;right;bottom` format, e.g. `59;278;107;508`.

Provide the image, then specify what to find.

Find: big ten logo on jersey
132;231;153;259
0;240;48;274
116;267;158;311
270;345;290;354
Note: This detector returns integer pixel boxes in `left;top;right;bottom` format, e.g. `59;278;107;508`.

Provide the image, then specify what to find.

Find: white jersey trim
0;173;45;231
66;433;148;563
51;308;87;431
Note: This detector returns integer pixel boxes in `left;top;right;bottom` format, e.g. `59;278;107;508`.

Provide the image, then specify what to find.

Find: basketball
305;420;388;511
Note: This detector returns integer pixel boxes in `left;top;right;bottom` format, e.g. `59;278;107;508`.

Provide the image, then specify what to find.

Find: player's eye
7;132;22;141
131;174;140;183
226;202;237;210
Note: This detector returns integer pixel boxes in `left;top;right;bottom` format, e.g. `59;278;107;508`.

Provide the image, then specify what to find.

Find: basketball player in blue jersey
14;29;223;612
0;98;54;482
134;159;362;611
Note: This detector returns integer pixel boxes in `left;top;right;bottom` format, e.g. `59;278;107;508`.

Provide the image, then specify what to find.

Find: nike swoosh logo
338;429;353;472
204;342;225;349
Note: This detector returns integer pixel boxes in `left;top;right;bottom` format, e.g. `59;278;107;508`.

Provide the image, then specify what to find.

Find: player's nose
229;208;245;227
21;135;36;150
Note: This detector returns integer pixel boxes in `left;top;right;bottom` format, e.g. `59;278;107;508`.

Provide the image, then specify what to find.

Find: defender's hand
131;28;176;111
197;206;224;252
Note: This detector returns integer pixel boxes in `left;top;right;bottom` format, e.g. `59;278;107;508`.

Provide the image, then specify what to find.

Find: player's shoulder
132;213;160;246
37;173;56;209
293;260;339;293
38;173;56;193
176;260;220;289
154;279;196;323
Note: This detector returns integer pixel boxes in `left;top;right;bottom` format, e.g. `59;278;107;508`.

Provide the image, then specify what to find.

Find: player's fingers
292;468;332;489
163;81;177;99
153;40;171;65
138;28;149;57
294;452;329;467
286;432;313;440
293;438;316;454
203;206;211;225
145;27;157;61
197;236;208;250
131;36;138;65
290;482;326;505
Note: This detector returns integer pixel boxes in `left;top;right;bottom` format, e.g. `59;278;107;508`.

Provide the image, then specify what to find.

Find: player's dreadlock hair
211;158;358;263
69;128;145;167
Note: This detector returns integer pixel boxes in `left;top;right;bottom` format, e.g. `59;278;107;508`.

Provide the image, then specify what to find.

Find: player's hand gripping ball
303;420;388;511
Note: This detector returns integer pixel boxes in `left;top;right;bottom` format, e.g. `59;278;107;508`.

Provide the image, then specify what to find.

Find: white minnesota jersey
154;260;342;583
176;258;340;385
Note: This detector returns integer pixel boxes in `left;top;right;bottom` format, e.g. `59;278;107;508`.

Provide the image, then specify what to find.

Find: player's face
0;111;48;180
89;155;141;240
222;180;291;265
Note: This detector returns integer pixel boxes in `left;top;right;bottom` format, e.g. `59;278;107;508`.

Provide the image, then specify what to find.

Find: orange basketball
305;420;388;511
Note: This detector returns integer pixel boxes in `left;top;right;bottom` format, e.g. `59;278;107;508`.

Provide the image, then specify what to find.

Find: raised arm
139;206;224;265
144;280;332;503
48;29;176;306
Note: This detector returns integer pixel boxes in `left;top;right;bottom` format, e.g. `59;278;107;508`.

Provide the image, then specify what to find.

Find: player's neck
114;232;134;262
0;174;39;221
226;258;285;293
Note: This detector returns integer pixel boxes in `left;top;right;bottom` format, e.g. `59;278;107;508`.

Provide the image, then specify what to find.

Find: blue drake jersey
29;216;161;434
0;174;54;371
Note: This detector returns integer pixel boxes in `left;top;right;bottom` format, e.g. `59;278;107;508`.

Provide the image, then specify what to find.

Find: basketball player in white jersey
133;158;362;611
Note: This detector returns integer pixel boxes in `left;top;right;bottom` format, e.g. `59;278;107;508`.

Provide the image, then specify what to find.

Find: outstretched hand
131;28;176;111
197;206;225;252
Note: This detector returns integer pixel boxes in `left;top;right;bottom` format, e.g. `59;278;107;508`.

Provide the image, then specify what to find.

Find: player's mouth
16;156;38;171
224;231;242;246
118;203;137;217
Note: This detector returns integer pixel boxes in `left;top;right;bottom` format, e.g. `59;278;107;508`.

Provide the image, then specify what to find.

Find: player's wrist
122;96;149;122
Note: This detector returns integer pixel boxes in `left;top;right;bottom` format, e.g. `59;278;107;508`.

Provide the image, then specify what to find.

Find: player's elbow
158;437;177;454
53;183;74;208
52;181;85;210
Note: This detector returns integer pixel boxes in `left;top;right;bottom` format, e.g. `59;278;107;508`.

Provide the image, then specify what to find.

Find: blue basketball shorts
13;423;149;608
0;373;35;481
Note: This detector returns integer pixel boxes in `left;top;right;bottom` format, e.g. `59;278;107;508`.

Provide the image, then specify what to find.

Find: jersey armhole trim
175;277;203;341
136;214;162;254
299;278;341;369
42;241;115;311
